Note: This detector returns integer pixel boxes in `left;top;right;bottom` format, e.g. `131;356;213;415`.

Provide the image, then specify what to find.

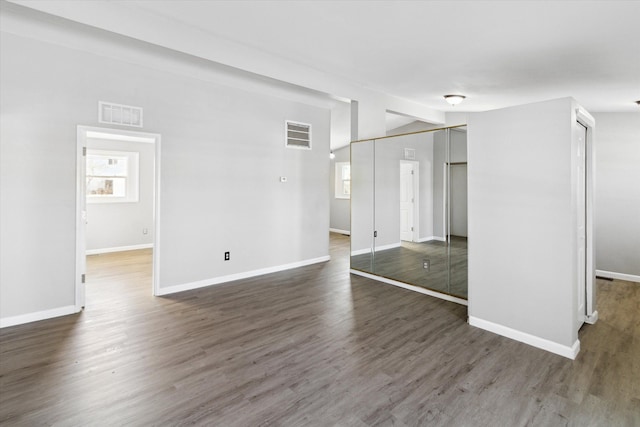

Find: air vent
404;148;416;160
99;101;143;128
285;121;312;149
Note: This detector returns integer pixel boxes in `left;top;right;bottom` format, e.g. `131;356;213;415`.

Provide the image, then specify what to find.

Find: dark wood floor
0;233;638;426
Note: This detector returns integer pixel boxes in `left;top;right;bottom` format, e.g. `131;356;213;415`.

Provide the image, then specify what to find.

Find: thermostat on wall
279;176;287;182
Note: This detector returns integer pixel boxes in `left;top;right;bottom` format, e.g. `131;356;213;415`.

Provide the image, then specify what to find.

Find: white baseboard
468;316;580;360
350;242;401;256
417;236;446;243
351;248;371;256
349;269;468;306
0;305;78;329
87;243;154;255
595;270;640;283
157;255;330;296
329;228;350;235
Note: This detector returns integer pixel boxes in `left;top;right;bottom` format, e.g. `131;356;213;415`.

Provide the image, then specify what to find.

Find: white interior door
400;161;417;242
575;121;587;327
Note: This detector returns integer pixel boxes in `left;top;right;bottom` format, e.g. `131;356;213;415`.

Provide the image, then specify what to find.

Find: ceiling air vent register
285;121;312;149
99;101;143;128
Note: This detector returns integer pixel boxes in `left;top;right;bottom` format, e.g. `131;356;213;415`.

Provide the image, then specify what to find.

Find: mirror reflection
350;126;468;300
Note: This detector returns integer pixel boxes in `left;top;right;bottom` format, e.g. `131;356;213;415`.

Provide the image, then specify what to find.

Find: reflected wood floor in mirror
351;237;468;299
1;233;638;425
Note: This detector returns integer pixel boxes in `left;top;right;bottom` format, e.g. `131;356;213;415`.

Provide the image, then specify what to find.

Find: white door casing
400;161;419;242
76;125;162;310
575;121;587;328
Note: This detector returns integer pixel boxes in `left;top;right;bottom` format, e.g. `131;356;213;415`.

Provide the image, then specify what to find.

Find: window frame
335;161;351;199
86;149;140;204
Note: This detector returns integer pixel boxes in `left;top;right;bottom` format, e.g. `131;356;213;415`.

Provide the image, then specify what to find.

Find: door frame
76;125;162;310
399;160;419;242
575;108;597;325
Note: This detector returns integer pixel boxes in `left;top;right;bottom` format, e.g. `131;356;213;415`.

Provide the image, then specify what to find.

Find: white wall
86;137;155;252
350;131;439;253
329;101;352;235
330;101;351;150
386;120;440;135
445;112;469;127
0;31;330;321
467;98;589;359
592;113;640;280
374;133;437;247
350;141;375;253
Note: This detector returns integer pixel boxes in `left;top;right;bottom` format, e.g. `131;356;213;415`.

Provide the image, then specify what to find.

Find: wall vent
285;121;312;149
404;148;416;160
99;101;143;128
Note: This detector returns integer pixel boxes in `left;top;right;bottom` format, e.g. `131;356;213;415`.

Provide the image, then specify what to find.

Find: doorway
76;126;161;310
399;160;419;242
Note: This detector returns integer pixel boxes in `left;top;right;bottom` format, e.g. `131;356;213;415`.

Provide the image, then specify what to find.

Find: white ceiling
9;0;640;113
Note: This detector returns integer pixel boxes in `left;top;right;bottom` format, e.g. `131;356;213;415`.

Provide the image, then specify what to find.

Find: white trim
576;107;595;129
86;130;154;143
468;316;580;360
579;111;596;321
334;161;351;199
351;248;372;256
76;127;87;311
86;243;154;255
399;160;419;242
349;269;468;306
329;228;350;235
350;242;401;256
596;270;640;283
156;256;330;296
417;236;446;243
376;242;402;251
152;134;162;297
0;305;78;329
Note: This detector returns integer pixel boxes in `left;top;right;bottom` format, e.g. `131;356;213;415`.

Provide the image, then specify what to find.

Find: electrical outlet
224;251;230;261
423;259;430;270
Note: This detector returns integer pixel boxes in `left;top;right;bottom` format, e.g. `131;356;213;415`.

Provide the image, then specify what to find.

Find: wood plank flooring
351;237;468;299
0;233;638;426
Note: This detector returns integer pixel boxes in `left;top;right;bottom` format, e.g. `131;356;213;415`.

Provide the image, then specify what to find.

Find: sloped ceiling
7;0;640;113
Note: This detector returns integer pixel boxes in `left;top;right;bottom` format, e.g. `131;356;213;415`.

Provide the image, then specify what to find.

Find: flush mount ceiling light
444;95;466;106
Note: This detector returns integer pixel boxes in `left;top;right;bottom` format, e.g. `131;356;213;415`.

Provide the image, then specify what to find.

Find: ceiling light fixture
444;94;466;106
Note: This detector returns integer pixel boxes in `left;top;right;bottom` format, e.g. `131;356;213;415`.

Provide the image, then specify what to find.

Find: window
86;149;139;203
335;162;351;199
285;121;312;149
